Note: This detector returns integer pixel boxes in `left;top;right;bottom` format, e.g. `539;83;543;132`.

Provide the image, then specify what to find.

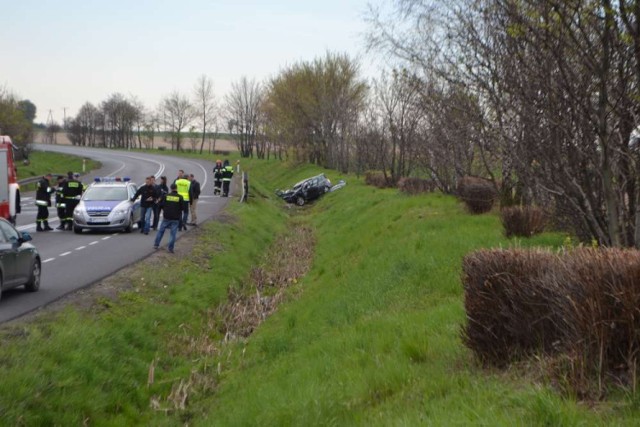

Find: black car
276;174;332;206
0;218;40;301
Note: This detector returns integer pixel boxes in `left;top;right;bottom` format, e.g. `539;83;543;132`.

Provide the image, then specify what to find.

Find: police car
72;177;141;234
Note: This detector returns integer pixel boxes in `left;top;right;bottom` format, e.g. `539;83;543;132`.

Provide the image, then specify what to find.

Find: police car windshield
83;187;128;201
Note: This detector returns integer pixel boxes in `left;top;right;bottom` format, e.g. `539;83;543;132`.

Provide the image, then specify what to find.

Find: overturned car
276;173;344;206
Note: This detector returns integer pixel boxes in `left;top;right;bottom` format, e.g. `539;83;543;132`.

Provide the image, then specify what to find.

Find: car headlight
74;209;82;216
113;209;128;216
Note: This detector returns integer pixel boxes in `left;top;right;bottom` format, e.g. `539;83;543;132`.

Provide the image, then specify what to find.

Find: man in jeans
153;183;184;253
131;176;159;235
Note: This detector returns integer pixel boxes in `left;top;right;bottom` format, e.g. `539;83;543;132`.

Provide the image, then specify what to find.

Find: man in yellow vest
174;169;191;231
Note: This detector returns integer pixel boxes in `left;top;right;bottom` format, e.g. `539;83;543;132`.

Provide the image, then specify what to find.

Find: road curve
1;145;231;323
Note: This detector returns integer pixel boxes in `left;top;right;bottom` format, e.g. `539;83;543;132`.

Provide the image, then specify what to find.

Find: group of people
213;159;234;197
131;171;200;235
35;171;84;232
33;158;233;253
128;170;200;253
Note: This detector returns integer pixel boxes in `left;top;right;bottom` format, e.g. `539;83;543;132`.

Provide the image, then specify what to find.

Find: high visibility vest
175;178;191;202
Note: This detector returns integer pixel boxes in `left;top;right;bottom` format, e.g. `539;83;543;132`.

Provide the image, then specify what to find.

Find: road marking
75;246;86;251
60;251;72;257
101;236;111;240
89;241;99;245
43;258;55;263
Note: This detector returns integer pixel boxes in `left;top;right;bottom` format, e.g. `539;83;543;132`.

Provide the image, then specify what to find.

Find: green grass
17;151;101;191
0;154;638;425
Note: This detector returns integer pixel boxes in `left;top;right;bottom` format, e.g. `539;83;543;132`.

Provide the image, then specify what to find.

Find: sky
0;0;382;124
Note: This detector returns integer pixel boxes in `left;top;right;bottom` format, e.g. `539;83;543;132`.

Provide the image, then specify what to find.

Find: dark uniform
222;160;234;197
35;175;53;231
62;172;83;230
213;160;223;196
153;186;185;253
55;176;66;230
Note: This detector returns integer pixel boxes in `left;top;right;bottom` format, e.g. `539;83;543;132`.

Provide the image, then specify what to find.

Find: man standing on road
222;159;234;197
175;171;191;231
153;183;184;253
131;176;159;235
62;171;83;231
188;173;200;226
54;175;66;230
213;159;223;196
35;173;54;232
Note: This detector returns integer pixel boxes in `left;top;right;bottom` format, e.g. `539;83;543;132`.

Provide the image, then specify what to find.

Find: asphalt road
0;145;230;323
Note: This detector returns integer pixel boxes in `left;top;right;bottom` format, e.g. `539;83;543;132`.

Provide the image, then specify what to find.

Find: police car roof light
123;177;131;182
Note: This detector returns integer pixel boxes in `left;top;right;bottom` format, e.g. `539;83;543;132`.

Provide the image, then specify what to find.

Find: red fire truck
0;136;20;224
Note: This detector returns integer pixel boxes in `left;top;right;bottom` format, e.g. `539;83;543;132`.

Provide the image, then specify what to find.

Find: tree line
12;0;640;247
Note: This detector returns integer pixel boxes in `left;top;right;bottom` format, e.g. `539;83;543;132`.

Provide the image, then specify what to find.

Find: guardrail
18;174;67;186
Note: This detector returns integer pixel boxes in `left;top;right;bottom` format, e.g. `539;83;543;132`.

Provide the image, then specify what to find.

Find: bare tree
193;75;217;154
225;77;263;158
160;91;195;151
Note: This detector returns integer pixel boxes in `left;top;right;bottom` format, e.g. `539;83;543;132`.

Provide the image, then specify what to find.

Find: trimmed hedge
500;206;547;237
364;171;395;189
397;177;437;195
463;247;640;396
457;176;497;214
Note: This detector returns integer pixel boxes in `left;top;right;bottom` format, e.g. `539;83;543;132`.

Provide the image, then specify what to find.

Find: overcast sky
1;0;380;123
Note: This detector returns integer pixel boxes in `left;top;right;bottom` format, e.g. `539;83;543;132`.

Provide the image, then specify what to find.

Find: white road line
89;241;99;245
188;160;209;190
75;246;86;250
42;258;55;263
59;251;72;257
101;236;111;240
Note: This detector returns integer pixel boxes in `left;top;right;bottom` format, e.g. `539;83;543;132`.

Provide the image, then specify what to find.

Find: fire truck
0;136;20;224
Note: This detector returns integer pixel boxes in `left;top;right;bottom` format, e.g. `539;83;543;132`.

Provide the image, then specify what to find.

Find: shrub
553;248;640;395
457;176;497;214
364;171;395;189
500;206;547;238
462;249;561;365
397;177;437;195
462;247;640;396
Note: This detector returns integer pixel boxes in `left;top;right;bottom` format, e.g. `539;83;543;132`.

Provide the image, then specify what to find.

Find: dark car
0;218;40;301
276;174;332;206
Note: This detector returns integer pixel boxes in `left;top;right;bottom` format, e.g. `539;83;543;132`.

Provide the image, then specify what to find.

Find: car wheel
24;258;41;292
124;214;133;233
73;225;82;234
296;196;305;206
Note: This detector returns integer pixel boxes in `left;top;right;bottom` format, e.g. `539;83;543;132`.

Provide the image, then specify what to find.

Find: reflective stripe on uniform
35;200;48;206
166;195;181;202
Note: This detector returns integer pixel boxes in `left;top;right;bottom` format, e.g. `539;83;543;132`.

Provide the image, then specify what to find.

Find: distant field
33;130;237;152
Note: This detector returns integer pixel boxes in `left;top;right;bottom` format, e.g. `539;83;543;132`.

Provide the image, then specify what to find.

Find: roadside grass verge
20;151;100;179
185;162;639;426
18;150;100;191
0;153;638;425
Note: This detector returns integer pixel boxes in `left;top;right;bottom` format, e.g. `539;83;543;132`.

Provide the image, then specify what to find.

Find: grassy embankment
0;155;638;425
18;151;100;191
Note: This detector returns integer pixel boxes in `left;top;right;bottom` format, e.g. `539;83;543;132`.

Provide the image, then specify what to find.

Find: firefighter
62;171;83;230
222;159;234;197
35;173;54;232
175;170;191;231
54;175;67;230
213;159;223;196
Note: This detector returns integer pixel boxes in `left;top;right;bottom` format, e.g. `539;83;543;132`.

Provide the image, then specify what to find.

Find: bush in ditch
397;177;437;195
457;177;497;214
461;248;562;365
500;206;547;238
364;171;394;189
